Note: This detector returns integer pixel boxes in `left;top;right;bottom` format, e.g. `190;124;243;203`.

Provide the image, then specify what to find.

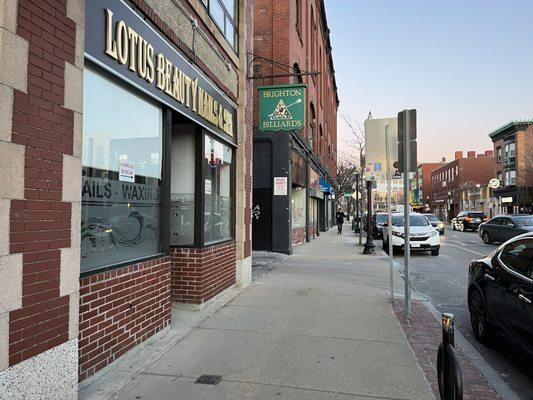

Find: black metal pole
355;173;360;233
443;313;454;400
363;179;375;254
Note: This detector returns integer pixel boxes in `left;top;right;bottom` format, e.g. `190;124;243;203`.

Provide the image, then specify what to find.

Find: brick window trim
80;252;168;279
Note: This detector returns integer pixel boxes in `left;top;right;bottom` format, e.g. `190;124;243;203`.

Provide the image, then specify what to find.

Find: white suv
382;213;441;256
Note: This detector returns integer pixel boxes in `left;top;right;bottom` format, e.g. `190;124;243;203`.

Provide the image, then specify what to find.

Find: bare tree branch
339;112;366;172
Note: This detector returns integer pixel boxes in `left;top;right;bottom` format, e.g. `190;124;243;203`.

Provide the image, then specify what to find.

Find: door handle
484;273;496;282
518;294;532;304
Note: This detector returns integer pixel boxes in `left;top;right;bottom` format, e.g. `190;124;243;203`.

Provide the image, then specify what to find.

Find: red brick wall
8;0;76;367
517;127;533;187
292;228;305;245
170;241;236;304
253;0;338;176
78;257;171;381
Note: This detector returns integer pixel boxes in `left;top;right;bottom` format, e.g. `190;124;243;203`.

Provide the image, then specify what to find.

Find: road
383;227;533;400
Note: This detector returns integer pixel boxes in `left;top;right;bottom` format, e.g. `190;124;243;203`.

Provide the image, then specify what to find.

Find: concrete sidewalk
81;224;433;400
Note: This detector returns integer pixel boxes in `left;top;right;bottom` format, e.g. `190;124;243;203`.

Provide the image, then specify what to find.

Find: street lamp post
363;178;375;254
355;173;360;233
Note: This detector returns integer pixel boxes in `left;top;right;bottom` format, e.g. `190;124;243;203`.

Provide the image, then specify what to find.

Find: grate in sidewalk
195;375;222;385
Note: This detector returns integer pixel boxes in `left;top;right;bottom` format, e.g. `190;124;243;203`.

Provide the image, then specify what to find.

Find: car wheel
460;222;466;232
431;248;439;256
452;223;456;231
481;231;492;244
468;289;492;345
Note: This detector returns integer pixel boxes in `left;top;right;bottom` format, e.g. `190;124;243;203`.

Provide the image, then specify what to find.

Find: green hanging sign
258;84;306;132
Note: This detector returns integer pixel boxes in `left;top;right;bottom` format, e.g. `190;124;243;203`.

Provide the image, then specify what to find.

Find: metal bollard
437;313;463;400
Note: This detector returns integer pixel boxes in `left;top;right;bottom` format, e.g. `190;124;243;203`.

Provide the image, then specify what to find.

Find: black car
451;211;487;231
423;213;445;235
468;233;533;360
372;212;388;239
479;215;533;244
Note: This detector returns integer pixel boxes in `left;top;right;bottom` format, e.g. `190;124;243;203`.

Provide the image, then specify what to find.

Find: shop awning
320;177;333;194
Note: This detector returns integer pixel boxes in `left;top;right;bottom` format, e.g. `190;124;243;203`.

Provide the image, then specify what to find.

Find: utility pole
397;109;417;317
385;125;394;304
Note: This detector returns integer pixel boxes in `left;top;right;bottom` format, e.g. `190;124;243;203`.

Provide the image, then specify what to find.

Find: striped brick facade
0;0;83;397
0;0;253;396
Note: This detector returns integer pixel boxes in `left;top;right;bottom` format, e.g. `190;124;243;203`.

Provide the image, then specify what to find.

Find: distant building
489;121;533;214
410;161;446;211
430;150;494;221
364;114;404;210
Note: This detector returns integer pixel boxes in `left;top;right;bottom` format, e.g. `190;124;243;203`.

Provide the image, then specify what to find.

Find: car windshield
514;216;533;226
424;214;439;222
392;215;429;227
467;212;484;218
376;214;387;223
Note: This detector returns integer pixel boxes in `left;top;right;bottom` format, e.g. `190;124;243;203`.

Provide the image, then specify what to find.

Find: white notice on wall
119;160;135;182
205;179;212;195
273;177;287;196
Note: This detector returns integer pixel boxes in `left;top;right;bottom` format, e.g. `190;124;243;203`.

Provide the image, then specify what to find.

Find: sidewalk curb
387;254;520;400
421;300;521;400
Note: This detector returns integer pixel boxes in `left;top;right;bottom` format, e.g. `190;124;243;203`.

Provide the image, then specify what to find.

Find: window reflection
204;134;233;243
81;67;163;273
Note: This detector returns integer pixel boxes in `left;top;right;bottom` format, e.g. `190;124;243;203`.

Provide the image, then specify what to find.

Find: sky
326;0;533;163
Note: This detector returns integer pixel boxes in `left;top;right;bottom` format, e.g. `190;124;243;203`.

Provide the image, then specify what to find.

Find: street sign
344;192;353;198
397;109;417;142
258;84;306;132
397;141;417;172
397;109;417;173
488;178;500;189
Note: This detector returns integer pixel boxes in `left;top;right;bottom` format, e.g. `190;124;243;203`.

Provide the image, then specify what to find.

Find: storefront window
81;68;163;273
204;134;233;243
291;187;306;228
170;124;195;246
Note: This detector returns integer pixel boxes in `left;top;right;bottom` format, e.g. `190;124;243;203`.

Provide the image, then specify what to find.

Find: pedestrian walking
336;206;345;234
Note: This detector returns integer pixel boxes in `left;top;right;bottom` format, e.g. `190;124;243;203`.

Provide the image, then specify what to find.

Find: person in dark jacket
336;206;345;234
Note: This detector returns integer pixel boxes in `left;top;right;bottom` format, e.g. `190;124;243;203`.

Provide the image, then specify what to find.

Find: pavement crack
196;326;401;345
214;377;417;400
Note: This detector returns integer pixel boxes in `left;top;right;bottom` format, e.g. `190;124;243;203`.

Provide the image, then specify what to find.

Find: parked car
451;211;487;231
423;213;445;235
467;232;533;361
479;215;533;244
382;213;440;256
372;212;388;239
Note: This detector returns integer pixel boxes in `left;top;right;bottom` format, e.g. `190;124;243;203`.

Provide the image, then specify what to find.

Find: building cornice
488;120;533;142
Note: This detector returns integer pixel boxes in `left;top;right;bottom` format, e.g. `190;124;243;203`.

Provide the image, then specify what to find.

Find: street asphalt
385;226;533;400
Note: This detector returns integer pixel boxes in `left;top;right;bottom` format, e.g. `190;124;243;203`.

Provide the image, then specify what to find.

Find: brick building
417;161;447;210
0;0;253;397
251;0;339;253
489;121;533;214
430;150;494;221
